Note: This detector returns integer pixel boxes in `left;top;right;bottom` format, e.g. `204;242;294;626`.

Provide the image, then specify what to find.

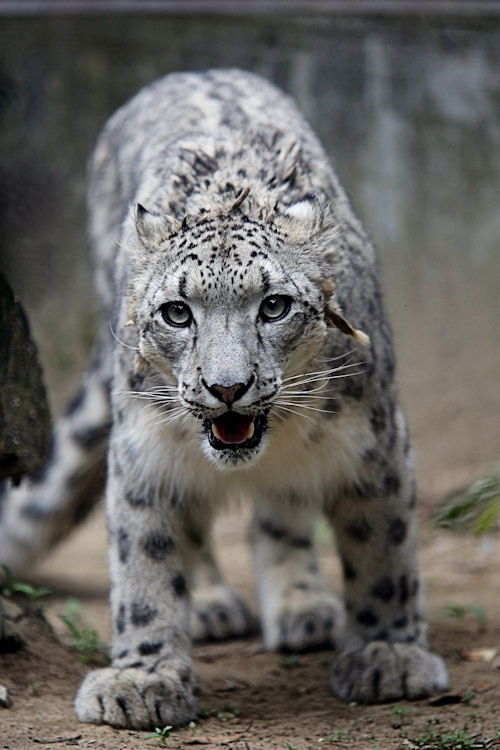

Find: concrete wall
1;13;499;497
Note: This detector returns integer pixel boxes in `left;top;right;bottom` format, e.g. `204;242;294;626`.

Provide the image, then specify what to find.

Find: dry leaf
462;647;498;662
473;680;495;693
428;693;463;706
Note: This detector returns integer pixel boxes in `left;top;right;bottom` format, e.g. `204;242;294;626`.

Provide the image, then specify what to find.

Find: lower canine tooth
212;422;222;441
247;421;255;440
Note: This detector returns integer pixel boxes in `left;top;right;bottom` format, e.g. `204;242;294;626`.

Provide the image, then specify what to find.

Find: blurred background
1;1;499;503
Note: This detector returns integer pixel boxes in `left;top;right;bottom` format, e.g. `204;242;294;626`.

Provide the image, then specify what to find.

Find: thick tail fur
0;337;110;575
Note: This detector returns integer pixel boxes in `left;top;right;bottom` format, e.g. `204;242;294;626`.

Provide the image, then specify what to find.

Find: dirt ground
1;501;500;750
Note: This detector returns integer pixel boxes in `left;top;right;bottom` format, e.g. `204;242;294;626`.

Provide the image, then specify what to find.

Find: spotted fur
0;69;447;728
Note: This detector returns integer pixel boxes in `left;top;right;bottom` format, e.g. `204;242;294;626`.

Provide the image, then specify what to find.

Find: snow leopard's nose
203;375;255;405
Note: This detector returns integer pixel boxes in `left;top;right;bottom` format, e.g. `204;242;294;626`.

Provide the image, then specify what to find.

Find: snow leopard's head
123;191;368;469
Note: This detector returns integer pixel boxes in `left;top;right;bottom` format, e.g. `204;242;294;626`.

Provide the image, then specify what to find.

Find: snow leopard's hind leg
0;333;111;575
251;502;346;652
182;506;256;642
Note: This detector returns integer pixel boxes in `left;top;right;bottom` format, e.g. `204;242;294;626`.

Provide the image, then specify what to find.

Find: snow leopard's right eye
160;301;192;327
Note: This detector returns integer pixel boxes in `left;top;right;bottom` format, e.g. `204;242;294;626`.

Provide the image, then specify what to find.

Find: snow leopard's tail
0;334;111;575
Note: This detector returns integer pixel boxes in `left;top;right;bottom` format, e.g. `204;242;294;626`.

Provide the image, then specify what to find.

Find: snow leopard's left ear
276;192;338;244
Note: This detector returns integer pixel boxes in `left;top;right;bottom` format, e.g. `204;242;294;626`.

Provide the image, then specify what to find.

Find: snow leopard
0;69;448;728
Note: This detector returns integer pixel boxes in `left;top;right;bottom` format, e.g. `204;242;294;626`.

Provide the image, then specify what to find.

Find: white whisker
274;399;337;415
281;352;355;382
117;389;181;408
281;380;330;395
281;361;364;384
315;348;357;363
283;369;366;387
144;384;178;392
271;409;287;422
108;321;139;351
115;390;188;428
125;394;179;403
273;404;312;420
271;404;315;421
276;392;334;400
281;368;365;391
282;365;346;381
148;407;190;428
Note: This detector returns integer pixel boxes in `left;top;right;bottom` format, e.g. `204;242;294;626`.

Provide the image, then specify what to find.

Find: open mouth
205;413;266;451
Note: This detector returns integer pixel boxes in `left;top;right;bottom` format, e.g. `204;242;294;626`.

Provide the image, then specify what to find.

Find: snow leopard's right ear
134;203;182;247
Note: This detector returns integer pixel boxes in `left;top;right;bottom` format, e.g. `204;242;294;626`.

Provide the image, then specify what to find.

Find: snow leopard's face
127;201;335;468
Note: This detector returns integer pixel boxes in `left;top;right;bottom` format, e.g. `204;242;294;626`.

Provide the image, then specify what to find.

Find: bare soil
1;504;500;750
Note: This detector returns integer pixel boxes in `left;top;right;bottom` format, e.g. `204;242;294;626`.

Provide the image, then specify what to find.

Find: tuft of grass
280;654;302;669
442;603;487;626
59;597;109;664
319;728;350;743
410;728;492;749
27;681;41;696
0;564;51;600
434;471;500;536
1;565;50;648
391;704;411;728
144;725;173;743
198;705;241;721
392;705;410;716
461;690;476;704
198;707;217;719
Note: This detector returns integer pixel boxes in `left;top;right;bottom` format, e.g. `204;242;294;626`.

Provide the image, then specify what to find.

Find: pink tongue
211;413;255;444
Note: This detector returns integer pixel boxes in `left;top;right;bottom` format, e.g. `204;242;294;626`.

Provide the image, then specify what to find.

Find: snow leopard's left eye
160;301;192;327
259;295;291;322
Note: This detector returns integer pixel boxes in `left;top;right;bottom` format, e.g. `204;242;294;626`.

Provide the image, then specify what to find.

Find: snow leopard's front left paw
264;590;346;652
330;641;448;703
75;664;197;729
190;584;256;642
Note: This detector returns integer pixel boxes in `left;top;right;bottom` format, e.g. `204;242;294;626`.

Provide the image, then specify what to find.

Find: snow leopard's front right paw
75;665;197;729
